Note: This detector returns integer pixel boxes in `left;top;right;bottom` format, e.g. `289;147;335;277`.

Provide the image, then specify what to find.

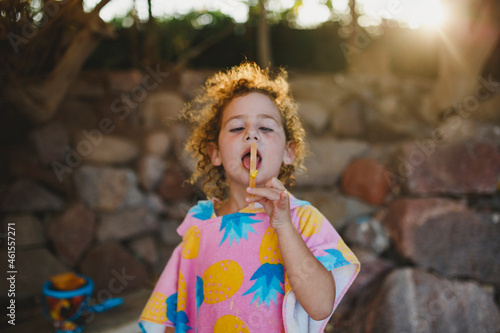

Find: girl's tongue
242;153;261;170
243;154;251;170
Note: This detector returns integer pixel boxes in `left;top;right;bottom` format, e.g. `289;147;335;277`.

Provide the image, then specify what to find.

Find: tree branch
173;23;235;71
93;0;114;14
6;0;116;123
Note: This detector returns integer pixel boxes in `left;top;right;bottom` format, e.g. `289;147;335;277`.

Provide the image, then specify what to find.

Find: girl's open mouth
242;148;262;170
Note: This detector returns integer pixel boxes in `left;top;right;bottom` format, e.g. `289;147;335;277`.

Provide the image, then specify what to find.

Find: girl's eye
230;127;244;132
259;127;273;132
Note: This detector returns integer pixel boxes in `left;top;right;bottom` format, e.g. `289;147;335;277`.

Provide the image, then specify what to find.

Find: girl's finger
246;187;282;201
265;177;285;190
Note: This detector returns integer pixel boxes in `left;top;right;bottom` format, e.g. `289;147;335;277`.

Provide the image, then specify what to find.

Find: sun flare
358;0;446;29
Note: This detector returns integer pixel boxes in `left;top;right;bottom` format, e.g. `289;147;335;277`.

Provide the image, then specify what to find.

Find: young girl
139;62;360;333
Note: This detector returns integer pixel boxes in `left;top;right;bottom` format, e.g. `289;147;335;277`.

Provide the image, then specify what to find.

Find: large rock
334;247;393;319
394;141;500;195
129;235;158;266
2;214;46;248
341;158;390;205
9;149;72;194
289;73;343;111
141;92;185;129
97;206;158;242
157;164;196;202
295;138;370;187
0;248;67;300
331;100;366;138
179;69;213;99
296;100;330;135
29;122;69;166
343;212;390;255
143;193;168;215
79;242;148;294
74;165;144;212
159;219;183;246
137;155;165;191
292;189;377;230
1;179;64;212
72;134;139;165
143;130;172;157
108;69;143;92
48;204;96;267
384;198;500;287
349;268;500;333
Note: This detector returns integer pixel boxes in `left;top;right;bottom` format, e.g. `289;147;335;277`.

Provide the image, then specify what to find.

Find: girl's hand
246;177;292;230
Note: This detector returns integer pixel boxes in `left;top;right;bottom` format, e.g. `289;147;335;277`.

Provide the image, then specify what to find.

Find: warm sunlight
83;0;446;29
295;0;331;28
358;0;446;29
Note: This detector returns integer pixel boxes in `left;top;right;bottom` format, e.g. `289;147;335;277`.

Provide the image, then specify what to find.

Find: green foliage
83;10;348;72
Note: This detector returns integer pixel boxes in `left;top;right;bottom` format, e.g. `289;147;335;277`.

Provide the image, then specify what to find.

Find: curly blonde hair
183;62;308;201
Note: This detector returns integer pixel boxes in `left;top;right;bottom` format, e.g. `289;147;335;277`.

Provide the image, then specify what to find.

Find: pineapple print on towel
213;315;251;333
190;200;214;220
165;271;192;332
316;239;352;270
196;276;204;315
243;226;284;306
202;260;244;304
219;213;261;247
295;205;323;237
181;226;200;259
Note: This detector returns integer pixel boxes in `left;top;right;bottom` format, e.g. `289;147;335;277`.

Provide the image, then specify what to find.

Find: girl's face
209;92;295;191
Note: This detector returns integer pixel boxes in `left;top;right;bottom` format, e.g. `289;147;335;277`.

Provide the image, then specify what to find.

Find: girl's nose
245;127;260;142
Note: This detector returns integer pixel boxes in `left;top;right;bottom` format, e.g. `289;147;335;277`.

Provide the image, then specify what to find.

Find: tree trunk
257;0;273;67
6;0;115;124
142;0;160;66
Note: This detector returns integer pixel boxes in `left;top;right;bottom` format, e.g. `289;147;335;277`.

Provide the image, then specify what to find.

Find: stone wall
1;67;500;331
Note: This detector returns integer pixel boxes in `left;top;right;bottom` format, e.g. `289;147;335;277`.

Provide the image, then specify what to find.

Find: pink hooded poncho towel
139;195;360;333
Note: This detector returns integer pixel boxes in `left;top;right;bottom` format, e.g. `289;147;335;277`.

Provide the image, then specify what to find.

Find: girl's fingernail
246;187;252;192
245;197;250;202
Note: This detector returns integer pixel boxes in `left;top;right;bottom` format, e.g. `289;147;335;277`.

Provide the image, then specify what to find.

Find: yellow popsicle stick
249;143;258;209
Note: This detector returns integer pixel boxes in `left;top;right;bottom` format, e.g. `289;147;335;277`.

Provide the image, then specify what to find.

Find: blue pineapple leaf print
196;276;204;315
243;263;285;307
317;249;348;270
165;293;192;332
191;201;214;220
175;311;192;333
219;212;260;246
290;197;311;207
166;293;178;323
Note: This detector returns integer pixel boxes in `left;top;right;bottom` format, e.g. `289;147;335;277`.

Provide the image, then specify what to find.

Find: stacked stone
1;69;499;333
331;142;500;332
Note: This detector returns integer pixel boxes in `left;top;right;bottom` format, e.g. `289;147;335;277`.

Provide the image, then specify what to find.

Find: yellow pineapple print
284;274;291;293
202;260;243;304
213;315;250;332
295;206;323;237
177;271;188;312
337;238;357;263
243;226;285;306
181;226;200;259
140;292;167;324
259;227;282;264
